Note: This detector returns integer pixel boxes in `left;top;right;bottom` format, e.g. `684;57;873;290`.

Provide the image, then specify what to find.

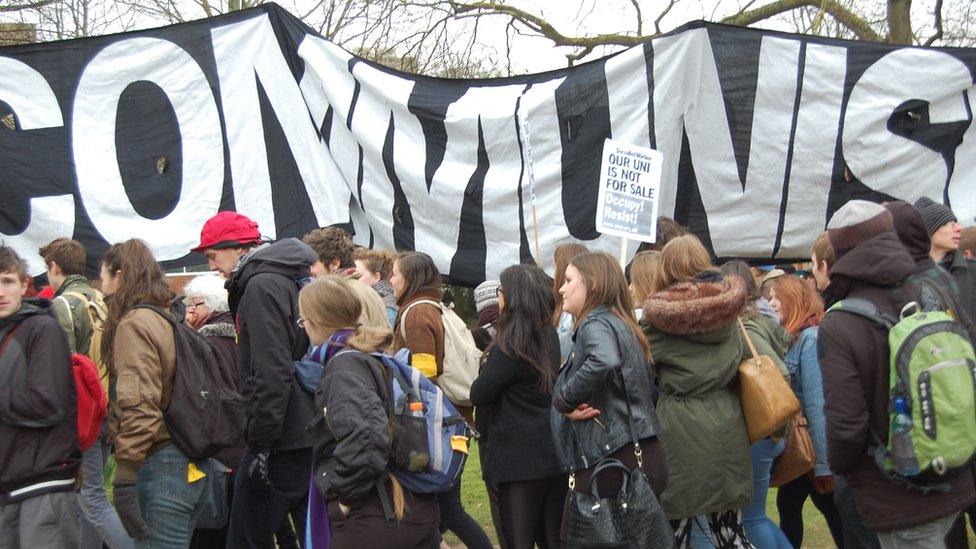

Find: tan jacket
392;290;445;379
110;308;176;483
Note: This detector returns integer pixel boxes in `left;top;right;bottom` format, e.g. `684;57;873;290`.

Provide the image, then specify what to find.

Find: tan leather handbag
771;413;816;486
736;317;800;443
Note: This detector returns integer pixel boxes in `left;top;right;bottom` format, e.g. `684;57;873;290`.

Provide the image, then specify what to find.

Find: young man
819;201;975;548
810;231;836;293
39;238;131;549
960;226;975;260
915;196;976;321
0;246;81;548
192;211;318;549
302;226;356;277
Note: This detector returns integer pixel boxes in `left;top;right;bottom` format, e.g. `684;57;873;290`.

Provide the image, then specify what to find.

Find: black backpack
137;304;246;461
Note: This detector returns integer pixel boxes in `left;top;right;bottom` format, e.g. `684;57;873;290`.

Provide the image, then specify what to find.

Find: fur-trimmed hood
642;271;747;336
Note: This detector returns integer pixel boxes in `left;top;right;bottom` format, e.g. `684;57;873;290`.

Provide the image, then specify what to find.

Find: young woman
299;276;438;548
389;252;492;549
551;243;589;361
630;250;662;322
353;248;398;326
470;265;566;549
640;235;754;548
551;252;668;535
101;240;213;547
718;260;792;549
767;275;845;548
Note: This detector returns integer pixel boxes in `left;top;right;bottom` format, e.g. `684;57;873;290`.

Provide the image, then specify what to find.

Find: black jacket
310;350;391;504
226;238;317;452
470;327;563;484
940;250;976;323
0;300;81;503
819;231;975;531
550;306;660;472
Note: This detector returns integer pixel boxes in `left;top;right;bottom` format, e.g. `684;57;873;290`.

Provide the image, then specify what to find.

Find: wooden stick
532;204;542;267
619;237;628;268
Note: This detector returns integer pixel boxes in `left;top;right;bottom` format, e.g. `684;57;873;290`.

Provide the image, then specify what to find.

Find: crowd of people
0;196;975;549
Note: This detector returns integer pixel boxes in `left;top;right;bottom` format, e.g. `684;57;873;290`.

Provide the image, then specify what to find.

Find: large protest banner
1;4;974;286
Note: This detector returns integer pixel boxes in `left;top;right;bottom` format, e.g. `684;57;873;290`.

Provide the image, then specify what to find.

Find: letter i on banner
518;110;542;264
595;138;663;266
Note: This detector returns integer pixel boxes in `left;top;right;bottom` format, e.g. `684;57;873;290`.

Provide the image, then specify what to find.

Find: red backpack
72;353;108;451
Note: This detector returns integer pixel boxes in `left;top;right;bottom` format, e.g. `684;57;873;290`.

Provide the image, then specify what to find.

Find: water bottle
890;396;920;476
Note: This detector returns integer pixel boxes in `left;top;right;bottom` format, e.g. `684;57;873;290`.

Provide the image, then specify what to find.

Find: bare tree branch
629;0;642;35
654;0;678;35
0;0;55;13
722;0;883;42
924;0;944;46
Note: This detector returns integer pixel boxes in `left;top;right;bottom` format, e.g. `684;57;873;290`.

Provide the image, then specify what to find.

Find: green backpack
828;287;976;491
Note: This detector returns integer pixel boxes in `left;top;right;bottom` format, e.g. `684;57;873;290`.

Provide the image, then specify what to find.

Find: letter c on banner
73;37;223;261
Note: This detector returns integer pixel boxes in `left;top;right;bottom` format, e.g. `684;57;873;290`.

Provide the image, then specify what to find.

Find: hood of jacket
823;231;915;302
226;238;316;310
0;299;53;331
642;271;747;336
197;311;237;339
886;200;931;264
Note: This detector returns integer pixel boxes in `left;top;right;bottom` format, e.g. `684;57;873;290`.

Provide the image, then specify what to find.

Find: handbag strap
736;316;760;360
603;317;644;468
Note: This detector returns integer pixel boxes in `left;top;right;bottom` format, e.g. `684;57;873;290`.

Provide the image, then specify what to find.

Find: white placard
595;139;663;243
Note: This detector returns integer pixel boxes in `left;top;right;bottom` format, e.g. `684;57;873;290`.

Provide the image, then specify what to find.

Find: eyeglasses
297;317;307;328
186;300;206;310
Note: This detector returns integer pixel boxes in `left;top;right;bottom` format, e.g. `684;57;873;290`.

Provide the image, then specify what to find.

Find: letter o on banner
73;37;223;261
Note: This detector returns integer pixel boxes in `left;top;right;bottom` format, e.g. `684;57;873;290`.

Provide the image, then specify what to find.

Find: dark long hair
394;251;442;307
493;264;557;394
101;240;174;366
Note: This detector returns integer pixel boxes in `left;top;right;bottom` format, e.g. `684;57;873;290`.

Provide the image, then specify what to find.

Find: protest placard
595;139;663;244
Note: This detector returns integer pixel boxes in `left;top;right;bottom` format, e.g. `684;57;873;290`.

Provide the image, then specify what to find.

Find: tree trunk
888;0;913;44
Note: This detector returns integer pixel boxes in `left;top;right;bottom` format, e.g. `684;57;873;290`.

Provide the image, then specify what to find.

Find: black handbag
563;340;673;548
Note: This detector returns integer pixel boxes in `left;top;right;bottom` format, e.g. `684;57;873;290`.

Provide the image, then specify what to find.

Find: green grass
449;441;840;548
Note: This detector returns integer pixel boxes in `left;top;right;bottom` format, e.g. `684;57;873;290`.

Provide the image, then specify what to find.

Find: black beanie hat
913;196;957;236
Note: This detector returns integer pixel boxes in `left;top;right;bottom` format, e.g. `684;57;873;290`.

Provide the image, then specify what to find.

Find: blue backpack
331;348;470;494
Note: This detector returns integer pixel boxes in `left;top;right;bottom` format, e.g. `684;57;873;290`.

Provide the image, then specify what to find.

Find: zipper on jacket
571;422;589;469
323;406;339;438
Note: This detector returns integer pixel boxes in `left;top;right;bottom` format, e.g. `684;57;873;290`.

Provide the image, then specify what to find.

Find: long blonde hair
298;276;406;517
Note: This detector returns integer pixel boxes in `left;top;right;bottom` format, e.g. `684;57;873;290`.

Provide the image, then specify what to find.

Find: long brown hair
568;252;652;362
656;234;715;290
394;252;442;307
298;276;406;518
493;265;557;394
101;240;174;367
551;242;589;325
768;275;824;337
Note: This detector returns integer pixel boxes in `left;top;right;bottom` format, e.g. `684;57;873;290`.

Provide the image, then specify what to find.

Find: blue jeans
135;444;212;549
742;438;791;549
79;426;134;549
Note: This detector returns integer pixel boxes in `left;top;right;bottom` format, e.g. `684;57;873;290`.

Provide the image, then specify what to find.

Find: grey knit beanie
474;280;500;313
827;200;893;257
913;196;957;236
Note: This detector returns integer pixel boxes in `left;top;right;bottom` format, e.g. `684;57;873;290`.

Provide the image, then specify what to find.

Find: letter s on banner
0;57;75;275
73;37;223;261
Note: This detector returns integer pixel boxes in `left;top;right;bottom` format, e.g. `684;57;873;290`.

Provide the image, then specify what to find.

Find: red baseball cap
192;211;261;253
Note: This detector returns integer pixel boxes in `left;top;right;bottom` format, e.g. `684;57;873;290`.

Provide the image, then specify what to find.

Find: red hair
769;275;824;337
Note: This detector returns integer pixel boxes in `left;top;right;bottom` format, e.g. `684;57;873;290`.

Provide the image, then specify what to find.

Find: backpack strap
398;299;442;340
826;298;898;329
133;304;178;327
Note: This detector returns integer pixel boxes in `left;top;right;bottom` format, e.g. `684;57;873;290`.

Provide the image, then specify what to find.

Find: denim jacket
785;327;830;476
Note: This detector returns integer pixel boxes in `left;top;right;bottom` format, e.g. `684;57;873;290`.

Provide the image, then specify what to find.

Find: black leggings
437;476;492;549
775;474;845;548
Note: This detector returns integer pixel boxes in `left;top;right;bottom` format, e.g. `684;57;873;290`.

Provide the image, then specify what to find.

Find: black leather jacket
550;306;660;472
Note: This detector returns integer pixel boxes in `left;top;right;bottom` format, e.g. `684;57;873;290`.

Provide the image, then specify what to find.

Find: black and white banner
2;4;975;286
